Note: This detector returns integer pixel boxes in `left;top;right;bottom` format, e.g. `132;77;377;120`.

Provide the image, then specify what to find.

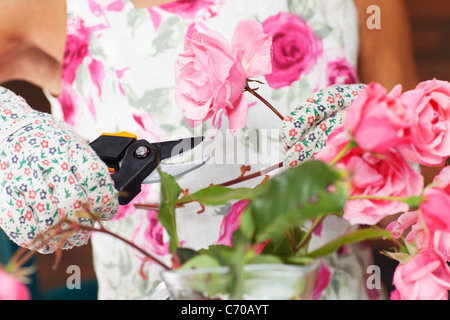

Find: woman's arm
0;0;66;95
354;0;420;91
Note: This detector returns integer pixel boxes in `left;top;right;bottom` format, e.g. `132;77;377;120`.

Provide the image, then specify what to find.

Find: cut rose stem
217;162;283;187
134;162;284;211
244;84;284;121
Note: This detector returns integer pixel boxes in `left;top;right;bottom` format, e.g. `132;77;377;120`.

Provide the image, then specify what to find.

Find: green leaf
307;228;394;259
178;186;256;206
287;0;316;21
284;255;316;266
238;160;349;244
158;170;181;252
261;226;306;256
178;254;231;299
247;254;284;265
192;244;252;299
172;248;199;266
179;254;222;270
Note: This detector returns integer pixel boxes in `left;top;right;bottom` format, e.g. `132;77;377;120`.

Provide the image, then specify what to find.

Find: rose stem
244;84;284;121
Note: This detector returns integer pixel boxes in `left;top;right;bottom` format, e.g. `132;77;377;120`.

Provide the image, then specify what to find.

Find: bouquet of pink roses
170;20;450;300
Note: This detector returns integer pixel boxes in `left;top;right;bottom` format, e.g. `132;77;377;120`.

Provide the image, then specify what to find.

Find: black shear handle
90;135;160;205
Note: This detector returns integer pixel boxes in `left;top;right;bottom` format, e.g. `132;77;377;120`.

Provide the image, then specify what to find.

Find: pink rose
317;128;423;225
386;169;450;261
421;188;450;234
175;20;272;130
433;165;450;188
217;200;249;246
388;211;450;262
326;58;357;87
400;79;450;166
386;210;420;239
0;269;31;300
263;12;322;89
391;249;450;300
231;20;273;79
345;83;413;154
420;166;450;233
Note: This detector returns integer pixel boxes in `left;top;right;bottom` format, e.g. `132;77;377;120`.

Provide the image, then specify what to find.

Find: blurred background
0;0;449;299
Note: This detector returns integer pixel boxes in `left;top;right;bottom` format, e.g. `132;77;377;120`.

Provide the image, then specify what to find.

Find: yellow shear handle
100;131;138;140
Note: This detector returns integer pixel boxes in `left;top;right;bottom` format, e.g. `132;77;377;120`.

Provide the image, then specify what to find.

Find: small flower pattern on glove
0;87;119;253
281;84;366;167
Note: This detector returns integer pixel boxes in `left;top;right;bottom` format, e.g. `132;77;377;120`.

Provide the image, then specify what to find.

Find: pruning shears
89;132;207;205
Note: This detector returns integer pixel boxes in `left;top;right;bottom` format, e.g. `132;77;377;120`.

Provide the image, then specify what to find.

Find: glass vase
152;262;320;300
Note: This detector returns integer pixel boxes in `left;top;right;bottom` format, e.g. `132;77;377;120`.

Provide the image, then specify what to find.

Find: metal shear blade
142;155;210;184
155;136;205;161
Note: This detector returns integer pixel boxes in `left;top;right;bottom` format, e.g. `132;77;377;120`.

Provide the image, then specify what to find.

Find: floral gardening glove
0;87;119;253
281;84;366;168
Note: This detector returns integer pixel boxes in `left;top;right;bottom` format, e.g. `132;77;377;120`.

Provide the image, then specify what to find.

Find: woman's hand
281;84;365;168
0;87;119;253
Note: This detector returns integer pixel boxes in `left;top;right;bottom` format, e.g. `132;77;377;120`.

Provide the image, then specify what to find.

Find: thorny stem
296;216;325;252
245;83;284;121
72;222;171;271
217;162;283;187
134;162;283;211
6;224;61;270
13;249;36;270
28;211;171;271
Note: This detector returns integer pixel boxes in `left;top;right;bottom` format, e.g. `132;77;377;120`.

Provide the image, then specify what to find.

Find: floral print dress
45;0;380;299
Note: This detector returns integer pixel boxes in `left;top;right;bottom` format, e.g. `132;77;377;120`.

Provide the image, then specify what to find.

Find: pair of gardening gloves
0;84;364;253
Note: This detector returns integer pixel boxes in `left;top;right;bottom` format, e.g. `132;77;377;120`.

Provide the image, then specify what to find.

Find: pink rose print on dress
57;83;80;127
311;260;331;300
160;0;223;20
131;209;170;257
62;18;91;85
120;185;170;259
89;58;105;100
58;15;111;126
58;18;91;126
106;0;126;12
217;200;249;246
326;58;357;86
263;12;323;89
